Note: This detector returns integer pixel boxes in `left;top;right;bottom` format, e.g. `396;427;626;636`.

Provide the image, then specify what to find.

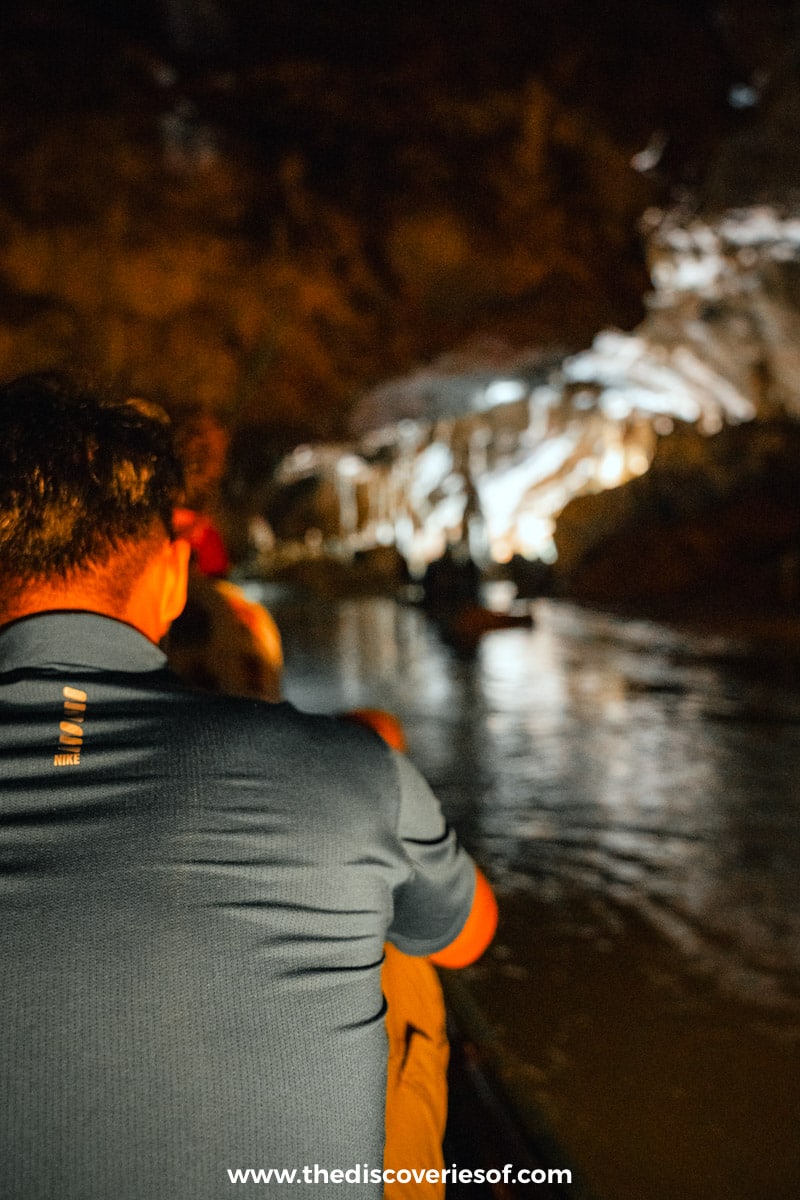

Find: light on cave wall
516;512;558;563
479;379;527;409
265;206;800;571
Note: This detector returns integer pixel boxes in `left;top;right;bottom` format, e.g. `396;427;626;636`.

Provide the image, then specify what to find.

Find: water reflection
251;587;800;1200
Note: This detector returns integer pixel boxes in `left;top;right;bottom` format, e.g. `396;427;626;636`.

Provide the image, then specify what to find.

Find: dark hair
0;372;184;588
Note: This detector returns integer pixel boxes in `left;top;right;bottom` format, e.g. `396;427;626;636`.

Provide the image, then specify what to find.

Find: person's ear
159;537;191;628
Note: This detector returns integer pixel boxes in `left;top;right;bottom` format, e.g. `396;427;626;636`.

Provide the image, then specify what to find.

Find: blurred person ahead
0;373;496;1200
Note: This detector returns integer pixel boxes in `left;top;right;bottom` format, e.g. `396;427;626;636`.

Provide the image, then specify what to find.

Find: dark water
246;587;800;1200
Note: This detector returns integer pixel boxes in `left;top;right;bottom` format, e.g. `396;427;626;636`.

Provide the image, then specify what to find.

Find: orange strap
427;866;498;969
341;708;408;753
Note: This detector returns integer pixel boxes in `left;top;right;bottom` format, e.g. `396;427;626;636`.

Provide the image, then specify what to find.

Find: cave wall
553;417;800;609
0;0;763;439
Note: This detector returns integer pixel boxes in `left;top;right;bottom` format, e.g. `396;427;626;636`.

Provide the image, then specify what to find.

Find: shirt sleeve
386;749;477;957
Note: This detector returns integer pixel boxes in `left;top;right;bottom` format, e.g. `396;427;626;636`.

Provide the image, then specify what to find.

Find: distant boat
435;604;535;656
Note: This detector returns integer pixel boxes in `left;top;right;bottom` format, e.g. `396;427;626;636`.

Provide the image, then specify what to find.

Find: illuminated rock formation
255;205;800;610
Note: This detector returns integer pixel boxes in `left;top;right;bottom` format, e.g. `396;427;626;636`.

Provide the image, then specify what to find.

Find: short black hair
0;372;184;588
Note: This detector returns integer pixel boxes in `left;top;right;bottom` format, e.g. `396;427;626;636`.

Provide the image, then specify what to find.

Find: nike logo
54;685;87;766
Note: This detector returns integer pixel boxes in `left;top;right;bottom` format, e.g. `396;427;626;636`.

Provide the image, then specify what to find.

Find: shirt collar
0;611;167;673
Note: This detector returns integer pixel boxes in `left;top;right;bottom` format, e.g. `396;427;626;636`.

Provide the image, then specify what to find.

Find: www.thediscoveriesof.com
227;1163;572;1186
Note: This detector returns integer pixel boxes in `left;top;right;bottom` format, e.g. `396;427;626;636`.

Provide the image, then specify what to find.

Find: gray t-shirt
0;612;476;1199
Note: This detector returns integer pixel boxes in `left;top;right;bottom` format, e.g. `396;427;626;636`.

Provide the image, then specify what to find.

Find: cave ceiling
0;0;796;439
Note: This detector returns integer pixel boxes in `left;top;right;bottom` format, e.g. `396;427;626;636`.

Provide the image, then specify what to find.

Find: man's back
0;612;475;1199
